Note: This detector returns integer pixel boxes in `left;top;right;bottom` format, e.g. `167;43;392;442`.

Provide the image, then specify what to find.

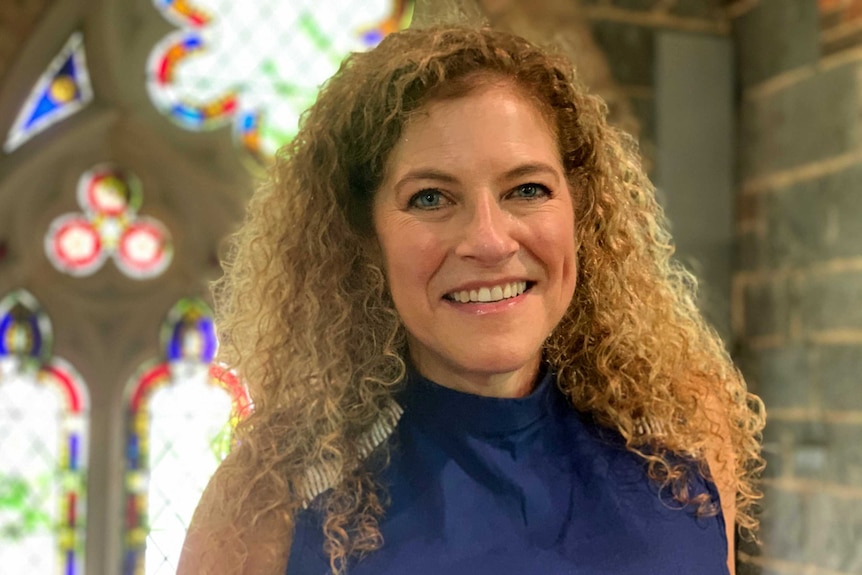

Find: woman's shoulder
178;453;294;575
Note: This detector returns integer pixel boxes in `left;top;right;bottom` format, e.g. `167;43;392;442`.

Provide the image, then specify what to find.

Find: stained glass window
0;289;89;575
146;0;414;165
4;32;93;153
123;298;250;575
45;164;173;280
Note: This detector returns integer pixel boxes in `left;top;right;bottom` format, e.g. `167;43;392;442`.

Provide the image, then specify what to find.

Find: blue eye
512;183;549;200
409;189;445;209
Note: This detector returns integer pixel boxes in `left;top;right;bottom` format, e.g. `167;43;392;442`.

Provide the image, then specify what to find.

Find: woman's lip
444;278;531;293
443;281;534;303
442;287;530;315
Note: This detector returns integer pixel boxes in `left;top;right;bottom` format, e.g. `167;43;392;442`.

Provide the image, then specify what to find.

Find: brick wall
731;0;862;573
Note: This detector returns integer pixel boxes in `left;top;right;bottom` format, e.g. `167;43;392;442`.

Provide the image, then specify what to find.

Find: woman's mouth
443;281;532;303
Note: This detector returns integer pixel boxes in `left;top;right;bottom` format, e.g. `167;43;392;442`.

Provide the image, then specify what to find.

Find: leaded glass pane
123;299;250;575
0;368;63;574
0;290;88;575
145;363;233;574
146;0;414;164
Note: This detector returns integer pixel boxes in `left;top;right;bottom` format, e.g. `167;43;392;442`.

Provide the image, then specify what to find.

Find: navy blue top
286;369;729;575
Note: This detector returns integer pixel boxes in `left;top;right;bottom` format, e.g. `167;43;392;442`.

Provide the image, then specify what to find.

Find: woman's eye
511;183;550;200
409;189;446;209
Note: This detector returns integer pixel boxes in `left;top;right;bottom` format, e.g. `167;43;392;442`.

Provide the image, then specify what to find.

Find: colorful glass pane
146;0;413;165
123;299;250;575
45;165;173;280
0;290;88;575
4;32;93;153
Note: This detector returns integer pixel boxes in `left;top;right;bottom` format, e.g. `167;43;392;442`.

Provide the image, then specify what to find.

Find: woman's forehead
382;86;563;187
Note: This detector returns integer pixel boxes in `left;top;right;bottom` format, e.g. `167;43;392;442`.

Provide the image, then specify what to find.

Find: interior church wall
732;1;862;573
1;1;859;574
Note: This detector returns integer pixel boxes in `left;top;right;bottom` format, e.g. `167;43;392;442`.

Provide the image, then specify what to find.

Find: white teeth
448;281;528;303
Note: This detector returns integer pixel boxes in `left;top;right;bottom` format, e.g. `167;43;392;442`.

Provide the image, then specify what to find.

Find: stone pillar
0;0;55;80
573;0;736;337
732;0;862;573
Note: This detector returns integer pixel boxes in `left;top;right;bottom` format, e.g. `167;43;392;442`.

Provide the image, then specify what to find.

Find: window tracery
45;164;173;280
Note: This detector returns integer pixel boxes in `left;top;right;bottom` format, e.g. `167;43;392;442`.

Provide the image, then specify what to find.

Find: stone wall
0;0;54;81
579;0;730;172
3;0;856;572
418;0;732;175
732;0;862;573
821;0;862;56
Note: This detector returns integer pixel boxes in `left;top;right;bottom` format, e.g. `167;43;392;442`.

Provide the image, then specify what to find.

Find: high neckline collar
397;366;557;436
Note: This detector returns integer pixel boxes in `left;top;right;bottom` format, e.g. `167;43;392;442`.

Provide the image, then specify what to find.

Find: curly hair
197;25;765;574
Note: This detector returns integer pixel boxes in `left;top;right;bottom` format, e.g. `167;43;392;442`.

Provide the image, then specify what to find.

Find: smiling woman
373;82;576;398
177;26;765;575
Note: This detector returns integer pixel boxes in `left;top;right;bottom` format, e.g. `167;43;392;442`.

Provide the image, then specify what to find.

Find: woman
179;26;764;575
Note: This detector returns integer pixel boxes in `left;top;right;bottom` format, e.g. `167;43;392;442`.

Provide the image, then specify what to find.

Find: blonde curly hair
196;25;765;574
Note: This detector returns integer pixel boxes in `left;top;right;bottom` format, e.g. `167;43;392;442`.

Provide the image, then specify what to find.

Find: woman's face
372;82;577;397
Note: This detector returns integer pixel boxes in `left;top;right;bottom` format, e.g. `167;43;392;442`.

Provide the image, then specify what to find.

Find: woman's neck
407;348;541;398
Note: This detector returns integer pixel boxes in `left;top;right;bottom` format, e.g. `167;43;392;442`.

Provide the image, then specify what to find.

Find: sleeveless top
286;369;730;575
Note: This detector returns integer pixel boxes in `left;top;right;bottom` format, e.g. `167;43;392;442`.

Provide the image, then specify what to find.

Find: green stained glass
0;290;89;575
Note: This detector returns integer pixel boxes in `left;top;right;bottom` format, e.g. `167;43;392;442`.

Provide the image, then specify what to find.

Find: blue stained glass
0;313;18;355
165;303;217;363
167;326;183;361
23;94;59;130
362;30;384;46
4;32;93;153
196;318;217;361
239;112;256;130
23;52;82;130
0;299;44;358
124;551;136;574
128;434;140;466
70;435;79;470
183;35;203;50
171;104;204;127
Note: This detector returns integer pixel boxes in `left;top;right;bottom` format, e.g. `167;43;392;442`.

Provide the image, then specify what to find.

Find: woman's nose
453;192;518;263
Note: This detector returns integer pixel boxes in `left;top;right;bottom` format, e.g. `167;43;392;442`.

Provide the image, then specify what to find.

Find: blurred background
0;0;858;573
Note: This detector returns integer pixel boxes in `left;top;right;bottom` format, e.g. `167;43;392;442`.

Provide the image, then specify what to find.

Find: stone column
732;0;862;573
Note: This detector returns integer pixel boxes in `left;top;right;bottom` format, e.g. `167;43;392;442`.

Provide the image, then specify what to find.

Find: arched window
0;289;89;575
122;298;250;575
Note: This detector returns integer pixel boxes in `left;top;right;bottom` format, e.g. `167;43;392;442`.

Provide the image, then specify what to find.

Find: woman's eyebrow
394;163;560;191
394;169;459;192
500;162;561;184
